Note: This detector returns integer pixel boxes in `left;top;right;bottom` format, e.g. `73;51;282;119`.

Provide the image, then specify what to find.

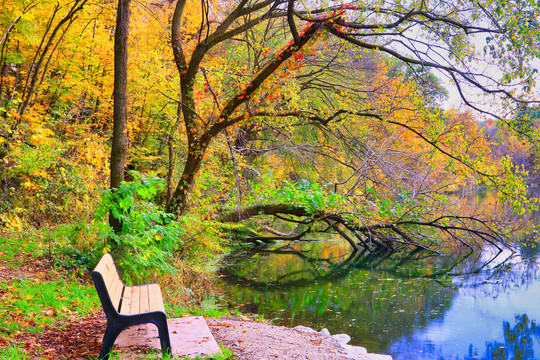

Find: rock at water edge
332;333;351;345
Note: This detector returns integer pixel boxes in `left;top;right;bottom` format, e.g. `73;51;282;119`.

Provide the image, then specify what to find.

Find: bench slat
130;286;141;315
139;285;150;313
148;284;165;312
99;257;116;291
109;276;124;310
119;286;133;315
94;253;114;274
103;264;119;292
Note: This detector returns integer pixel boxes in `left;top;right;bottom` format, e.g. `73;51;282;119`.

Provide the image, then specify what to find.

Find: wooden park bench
91;253;171;360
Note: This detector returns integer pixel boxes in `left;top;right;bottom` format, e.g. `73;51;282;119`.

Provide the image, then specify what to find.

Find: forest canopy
1;0;540;262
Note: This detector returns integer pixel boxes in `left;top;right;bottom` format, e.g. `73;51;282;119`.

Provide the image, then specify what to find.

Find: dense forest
1;0;540;277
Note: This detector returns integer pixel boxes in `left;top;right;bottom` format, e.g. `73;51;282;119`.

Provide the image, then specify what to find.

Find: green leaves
257;179;344;213
95;172;182;281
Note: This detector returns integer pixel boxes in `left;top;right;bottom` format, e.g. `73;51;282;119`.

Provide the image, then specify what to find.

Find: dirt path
207;318;392;360
208;318;350;360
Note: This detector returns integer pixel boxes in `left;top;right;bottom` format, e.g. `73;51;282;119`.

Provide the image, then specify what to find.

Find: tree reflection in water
218;241;540;358
462;315;540;360
219;242;465;352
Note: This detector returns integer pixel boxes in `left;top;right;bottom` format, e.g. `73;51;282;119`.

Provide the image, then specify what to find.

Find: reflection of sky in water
219;242;540;360
389;251;540;360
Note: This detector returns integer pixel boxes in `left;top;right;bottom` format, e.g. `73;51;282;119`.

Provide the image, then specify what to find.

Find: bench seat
120;284;165;315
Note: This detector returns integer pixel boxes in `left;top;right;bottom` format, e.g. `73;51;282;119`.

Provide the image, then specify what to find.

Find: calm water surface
217;240;540;360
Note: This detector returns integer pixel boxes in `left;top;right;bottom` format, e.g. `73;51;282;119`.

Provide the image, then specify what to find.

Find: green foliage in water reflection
219;241;460;352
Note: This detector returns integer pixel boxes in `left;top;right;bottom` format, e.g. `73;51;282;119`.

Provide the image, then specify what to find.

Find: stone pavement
114;316;221;358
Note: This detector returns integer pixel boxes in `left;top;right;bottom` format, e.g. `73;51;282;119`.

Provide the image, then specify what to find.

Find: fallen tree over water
218;201;509;254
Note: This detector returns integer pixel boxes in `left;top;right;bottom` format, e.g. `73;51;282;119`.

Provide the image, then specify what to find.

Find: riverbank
208;317;392;360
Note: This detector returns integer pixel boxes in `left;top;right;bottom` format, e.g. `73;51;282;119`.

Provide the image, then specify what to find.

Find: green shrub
95;172;182;282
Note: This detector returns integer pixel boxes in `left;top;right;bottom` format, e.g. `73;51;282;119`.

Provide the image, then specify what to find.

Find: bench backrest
92;253;125;318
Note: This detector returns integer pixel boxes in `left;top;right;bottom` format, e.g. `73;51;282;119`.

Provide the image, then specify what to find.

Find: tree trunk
218;204;313;223
109;0;131;233
166;132;174;204
165;138;208;215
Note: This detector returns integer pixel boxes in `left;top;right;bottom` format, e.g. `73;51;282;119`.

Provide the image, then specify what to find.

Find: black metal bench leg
98;324;123;360
154;318;172;358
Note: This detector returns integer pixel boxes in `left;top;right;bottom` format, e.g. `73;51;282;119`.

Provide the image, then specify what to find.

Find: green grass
0;230;100;337
166;296;242;319
0;232;42;266
0;276;100;335
174;345;236;360
103;345;234;360
0;346;30;359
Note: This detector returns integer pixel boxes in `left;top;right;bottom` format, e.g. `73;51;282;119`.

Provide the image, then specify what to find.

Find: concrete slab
114;316;221;358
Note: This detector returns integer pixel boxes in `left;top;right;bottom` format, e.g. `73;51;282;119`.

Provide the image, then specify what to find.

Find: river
216;238;540;360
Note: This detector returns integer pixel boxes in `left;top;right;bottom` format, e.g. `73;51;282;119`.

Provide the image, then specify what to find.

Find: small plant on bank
95;172;183;282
